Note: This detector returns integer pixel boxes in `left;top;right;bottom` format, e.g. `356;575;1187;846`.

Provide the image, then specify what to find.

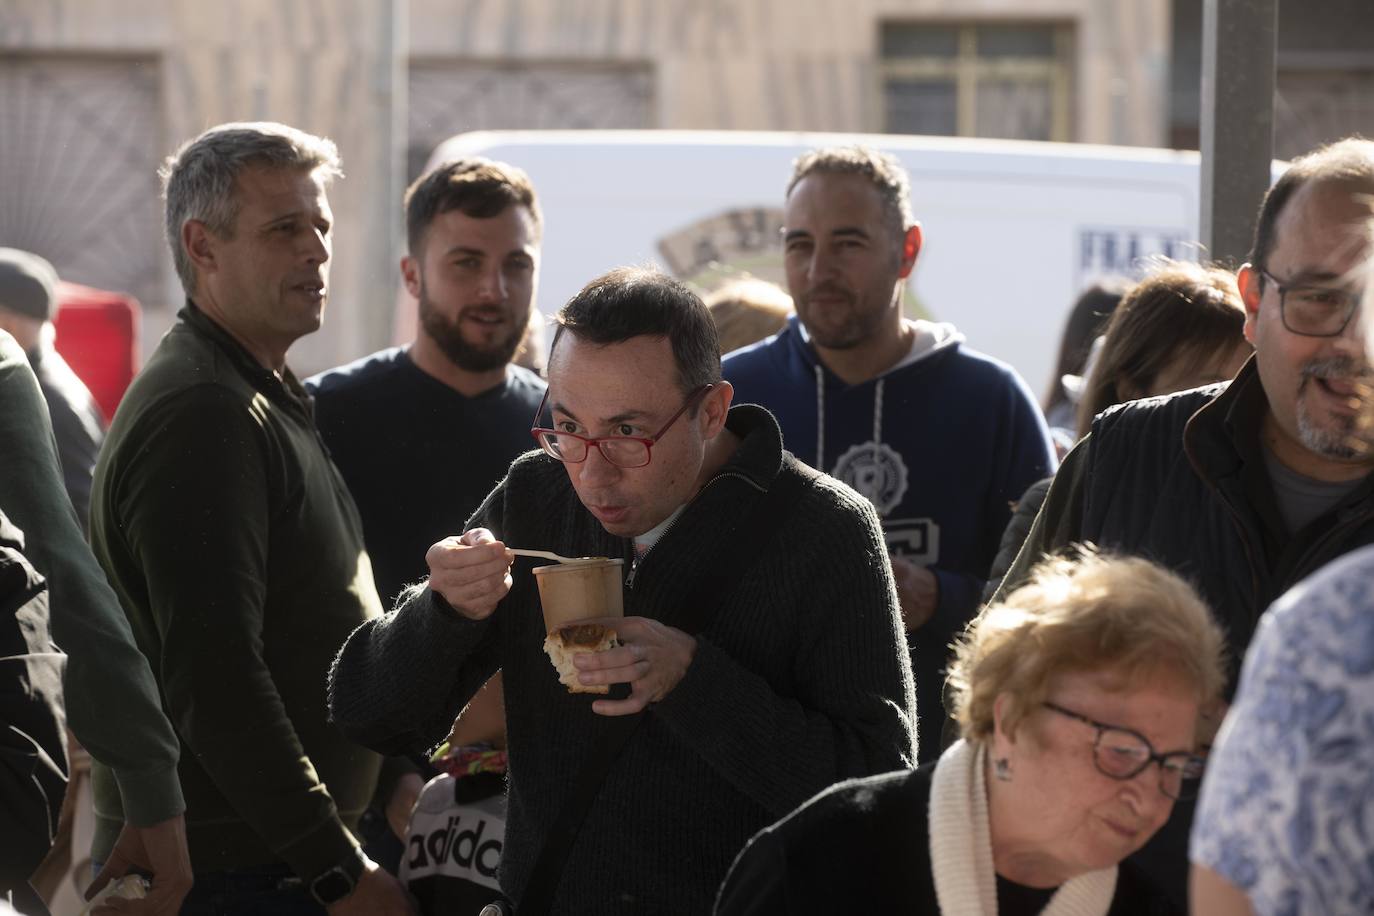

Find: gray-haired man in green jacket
91;122;413;916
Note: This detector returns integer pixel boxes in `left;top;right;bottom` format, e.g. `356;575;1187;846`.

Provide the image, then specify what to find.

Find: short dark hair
1078;260;1247;437
1249;137;1374;272
787;145;914;235
555;267;722;396
404;157;542;256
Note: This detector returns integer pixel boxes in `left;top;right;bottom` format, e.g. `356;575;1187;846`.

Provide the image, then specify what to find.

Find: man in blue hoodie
723;146;1055;760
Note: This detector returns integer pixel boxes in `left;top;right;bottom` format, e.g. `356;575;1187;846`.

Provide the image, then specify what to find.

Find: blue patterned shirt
1191;545;1374;915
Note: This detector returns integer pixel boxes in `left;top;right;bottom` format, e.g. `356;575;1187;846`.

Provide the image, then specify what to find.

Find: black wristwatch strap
308;846;366;905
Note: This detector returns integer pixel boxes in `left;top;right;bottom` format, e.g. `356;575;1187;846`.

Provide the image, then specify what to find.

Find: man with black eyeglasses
328;267;917;914
994;136;1374;908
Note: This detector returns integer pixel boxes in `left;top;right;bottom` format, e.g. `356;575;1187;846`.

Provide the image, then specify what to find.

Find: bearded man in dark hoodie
723;146;1055;762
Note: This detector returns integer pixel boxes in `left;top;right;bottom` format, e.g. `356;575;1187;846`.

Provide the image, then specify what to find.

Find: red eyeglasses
529;384;713;469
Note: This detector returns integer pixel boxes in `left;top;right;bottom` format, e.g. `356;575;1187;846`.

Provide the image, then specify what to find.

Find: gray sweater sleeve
0;332;183;827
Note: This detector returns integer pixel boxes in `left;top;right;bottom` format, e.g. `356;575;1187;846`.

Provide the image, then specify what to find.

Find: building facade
4;0;1359;375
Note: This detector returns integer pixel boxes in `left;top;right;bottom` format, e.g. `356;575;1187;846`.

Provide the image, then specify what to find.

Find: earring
993;757;1013;782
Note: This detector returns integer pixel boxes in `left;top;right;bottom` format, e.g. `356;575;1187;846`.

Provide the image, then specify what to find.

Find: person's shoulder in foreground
1191;545;1374;915
717;750;1184;916
0;505;68;913
0;329;191;909
715;765;935;915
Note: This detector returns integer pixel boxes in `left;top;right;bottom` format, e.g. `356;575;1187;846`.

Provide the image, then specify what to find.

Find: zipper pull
625;541;640;589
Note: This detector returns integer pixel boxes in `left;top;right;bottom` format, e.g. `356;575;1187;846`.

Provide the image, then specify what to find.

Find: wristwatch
308;846;366;905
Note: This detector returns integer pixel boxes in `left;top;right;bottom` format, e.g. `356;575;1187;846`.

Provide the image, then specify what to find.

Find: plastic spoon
508;548;600;565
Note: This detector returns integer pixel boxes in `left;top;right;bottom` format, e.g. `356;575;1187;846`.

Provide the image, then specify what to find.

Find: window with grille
881;22;1074;142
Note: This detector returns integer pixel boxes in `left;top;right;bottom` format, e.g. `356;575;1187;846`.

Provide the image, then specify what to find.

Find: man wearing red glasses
994;137;1374;909
329;267;918;914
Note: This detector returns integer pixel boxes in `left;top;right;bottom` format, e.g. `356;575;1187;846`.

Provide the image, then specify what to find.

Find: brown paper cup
532;558;625;633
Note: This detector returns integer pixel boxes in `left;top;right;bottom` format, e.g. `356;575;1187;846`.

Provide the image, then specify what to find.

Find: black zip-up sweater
999;355;1374;675
328;405;918;914
994;354;1374;909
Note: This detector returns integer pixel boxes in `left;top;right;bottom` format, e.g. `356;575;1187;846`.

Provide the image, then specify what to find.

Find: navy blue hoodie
724;316;1055;759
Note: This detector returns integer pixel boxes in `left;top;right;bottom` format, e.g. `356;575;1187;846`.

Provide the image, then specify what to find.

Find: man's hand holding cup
425;528;513;620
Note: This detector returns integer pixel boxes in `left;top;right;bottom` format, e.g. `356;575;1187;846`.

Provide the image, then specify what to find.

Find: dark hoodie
723;317;1055;760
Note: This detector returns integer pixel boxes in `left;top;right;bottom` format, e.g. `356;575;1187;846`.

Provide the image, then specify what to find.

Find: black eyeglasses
1258;268;1362;337
1042;701;1205;801
529;385;713;469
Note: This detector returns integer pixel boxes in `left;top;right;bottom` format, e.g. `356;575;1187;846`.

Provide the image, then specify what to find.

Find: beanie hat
0;248;59;321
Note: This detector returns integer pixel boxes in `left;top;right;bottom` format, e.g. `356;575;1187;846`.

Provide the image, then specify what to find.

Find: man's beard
1296;356;1371;460
418;286;525;373
798;282;890;350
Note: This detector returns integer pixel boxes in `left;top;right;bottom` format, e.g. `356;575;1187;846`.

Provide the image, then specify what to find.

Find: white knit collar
928;740;1118;916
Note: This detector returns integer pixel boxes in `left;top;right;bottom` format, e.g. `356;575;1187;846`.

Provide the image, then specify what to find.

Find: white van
417;129;1216;394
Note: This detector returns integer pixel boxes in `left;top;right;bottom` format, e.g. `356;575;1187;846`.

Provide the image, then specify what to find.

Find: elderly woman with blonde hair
715;550;1225;916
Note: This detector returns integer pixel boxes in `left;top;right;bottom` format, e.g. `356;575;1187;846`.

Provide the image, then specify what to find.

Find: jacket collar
715;403;786;491
581;404;786;560
1187;353;1374;488
179;300;313;416
1185;354;1374;552
1184;354;1264;482
618;403;790;600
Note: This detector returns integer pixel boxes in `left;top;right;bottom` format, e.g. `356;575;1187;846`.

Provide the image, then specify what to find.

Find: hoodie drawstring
814;364;825;472
814;368;887;475
873;378;884;446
